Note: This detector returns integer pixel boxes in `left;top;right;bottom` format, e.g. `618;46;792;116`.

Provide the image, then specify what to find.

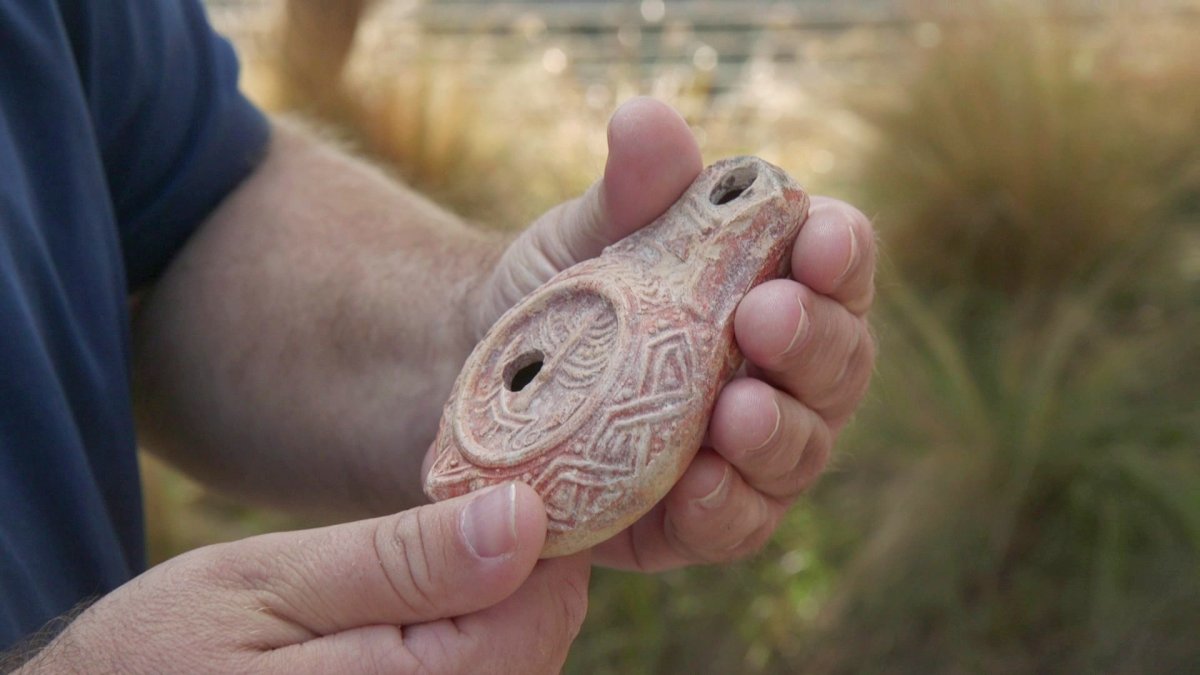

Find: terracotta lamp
425;157;810;557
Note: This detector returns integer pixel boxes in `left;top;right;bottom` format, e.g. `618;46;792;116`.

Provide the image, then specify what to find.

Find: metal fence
205;0;1200;96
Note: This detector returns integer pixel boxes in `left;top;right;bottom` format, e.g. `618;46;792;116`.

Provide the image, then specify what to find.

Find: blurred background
147;0;1200;671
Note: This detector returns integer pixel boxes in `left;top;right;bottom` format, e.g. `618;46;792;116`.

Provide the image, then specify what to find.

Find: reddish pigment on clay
425;157;810;557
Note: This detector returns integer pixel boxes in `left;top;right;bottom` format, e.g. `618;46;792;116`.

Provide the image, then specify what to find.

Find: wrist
8;604;97;675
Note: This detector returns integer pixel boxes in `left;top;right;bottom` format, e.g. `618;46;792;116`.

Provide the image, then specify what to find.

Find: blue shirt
0;0;269;649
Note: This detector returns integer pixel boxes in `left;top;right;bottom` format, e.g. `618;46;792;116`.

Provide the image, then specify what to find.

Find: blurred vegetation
809;7;1200;672
152;0;1200;671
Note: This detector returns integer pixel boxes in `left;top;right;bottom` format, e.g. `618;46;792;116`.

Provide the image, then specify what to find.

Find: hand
600;195;876;570
17;485;589;674
471;97;877;571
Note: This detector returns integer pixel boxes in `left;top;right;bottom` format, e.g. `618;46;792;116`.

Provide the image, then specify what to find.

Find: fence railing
206;0;1200;96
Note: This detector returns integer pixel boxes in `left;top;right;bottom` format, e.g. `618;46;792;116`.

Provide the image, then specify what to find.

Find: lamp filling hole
505;351;545;392
709;166;759;205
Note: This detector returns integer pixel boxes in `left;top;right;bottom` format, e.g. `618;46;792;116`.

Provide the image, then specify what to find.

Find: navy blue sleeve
0;2;270;647
59;0;271;289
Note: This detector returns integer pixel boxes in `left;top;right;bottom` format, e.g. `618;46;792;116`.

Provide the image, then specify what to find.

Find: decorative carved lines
597;393;691;470
460;289;620;467
525;329;698;527
535;455;634;531
425;448;477;495
537;453;636;488
535;299;613;385
549;304;615;390
511;422;547;452
589;416;651;471
491;387;533;429
641;329;692;396
623;266;673;306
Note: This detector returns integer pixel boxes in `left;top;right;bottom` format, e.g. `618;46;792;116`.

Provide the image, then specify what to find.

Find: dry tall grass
147;2;1200;672
802;6;1200;673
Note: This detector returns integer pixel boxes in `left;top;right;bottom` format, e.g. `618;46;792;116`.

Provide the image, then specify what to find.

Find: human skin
134;97;876;570
14;98;875;672
16;484;590;673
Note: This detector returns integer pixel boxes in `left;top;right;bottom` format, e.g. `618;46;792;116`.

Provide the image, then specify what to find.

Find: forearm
132;120;504;516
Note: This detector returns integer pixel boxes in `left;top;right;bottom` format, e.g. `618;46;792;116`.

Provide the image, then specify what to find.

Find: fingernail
745;397;782;456
695;466;734;510
782;295;809;357
462;484;518;559
836;221;859;283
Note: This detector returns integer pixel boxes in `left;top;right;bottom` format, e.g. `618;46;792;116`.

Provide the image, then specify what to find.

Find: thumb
483;97;702;320
201;482;547;640
599;96;705;242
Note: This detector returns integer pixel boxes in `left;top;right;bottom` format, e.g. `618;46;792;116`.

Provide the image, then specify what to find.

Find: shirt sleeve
62;0;271;289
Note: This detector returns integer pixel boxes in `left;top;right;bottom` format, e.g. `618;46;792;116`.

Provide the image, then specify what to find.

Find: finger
405;552;592;674
792;197;877;315
259;553;592;675
735;278;876;424
506;98;702;282
708;377;833;500
591;503;680;572
661;450;784;562
593;450;784;570
255;624;411;674
200;482;547;641
601;97;704;239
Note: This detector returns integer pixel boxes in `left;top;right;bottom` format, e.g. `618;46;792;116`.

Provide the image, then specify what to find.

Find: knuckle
848;277;877;315
348;624;417;667
825;324;877;420
373;511;444;618
810;316;873;416
663;513;707;563
728;494;773;549
557;572;590;639
759;439;810;498
723;503;785;563
669;489;772;564
804;330;858;410
746;432;794;477
848;342;877;403
532;568;590;672
170;540;319;642
185;539;269;591
360;626;413;674
729;519;780;561
790;422;833;494
412;624;476;675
